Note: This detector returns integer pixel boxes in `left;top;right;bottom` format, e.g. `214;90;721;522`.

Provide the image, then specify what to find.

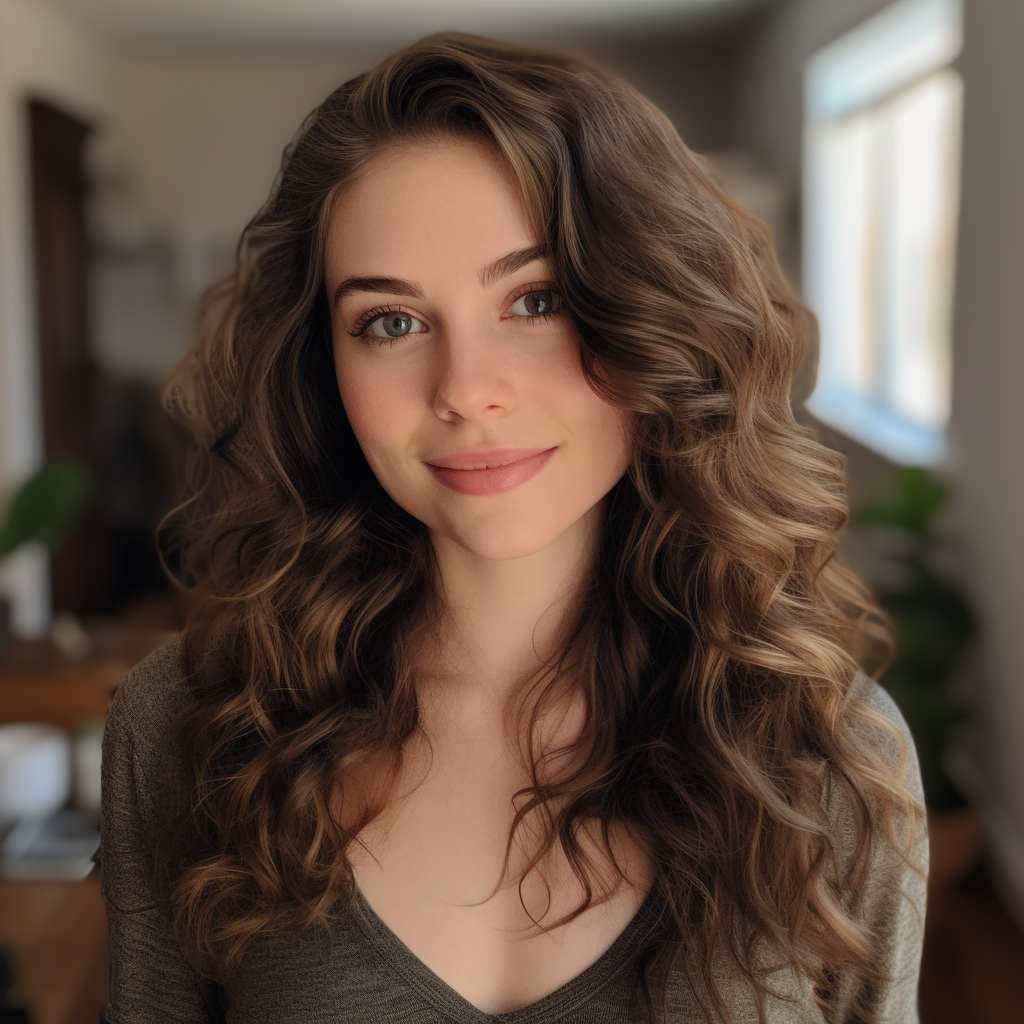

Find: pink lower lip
425;447;556;495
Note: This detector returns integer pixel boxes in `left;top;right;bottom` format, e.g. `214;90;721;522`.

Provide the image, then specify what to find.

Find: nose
431;326;517;424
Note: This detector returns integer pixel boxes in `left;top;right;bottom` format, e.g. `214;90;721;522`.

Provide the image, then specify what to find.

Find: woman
99;32;928;1024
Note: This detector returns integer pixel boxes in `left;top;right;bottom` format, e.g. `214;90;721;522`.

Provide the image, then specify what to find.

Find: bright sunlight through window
802;0;962;466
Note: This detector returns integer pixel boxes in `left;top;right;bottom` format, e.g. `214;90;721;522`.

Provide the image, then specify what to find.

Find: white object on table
0;723;71;825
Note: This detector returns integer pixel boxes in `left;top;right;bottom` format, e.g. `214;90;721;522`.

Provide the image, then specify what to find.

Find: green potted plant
852;467;982;884
0;458;93;648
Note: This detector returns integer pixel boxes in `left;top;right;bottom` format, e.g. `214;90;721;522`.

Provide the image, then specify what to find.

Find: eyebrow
331;242;549;308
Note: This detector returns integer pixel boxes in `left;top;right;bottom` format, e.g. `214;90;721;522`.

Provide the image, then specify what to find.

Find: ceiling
42;0;773;49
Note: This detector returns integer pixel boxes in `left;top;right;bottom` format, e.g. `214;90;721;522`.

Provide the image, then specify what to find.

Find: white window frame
802;0;963;466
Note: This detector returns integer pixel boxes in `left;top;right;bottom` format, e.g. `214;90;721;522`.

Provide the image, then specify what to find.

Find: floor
919;864;1024;1024
0;875;108;1024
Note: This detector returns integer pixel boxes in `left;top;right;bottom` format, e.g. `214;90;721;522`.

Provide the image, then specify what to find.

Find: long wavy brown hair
156;31;925;1024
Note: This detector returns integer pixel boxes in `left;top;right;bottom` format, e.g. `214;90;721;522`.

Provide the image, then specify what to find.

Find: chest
339;716;654;1016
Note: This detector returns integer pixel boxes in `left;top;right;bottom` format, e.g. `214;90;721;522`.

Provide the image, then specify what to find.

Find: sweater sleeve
821;674;930;1024
98;644;225;1023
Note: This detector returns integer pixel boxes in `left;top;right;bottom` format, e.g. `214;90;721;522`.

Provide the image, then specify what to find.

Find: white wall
85;50;382;383
94;51;379;250
948;0;1024;925
0;0;107;636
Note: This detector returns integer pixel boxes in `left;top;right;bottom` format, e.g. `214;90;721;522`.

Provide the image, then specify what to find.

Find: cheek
548;357;631;465
576;400;633;496
588;404;632;479
333;352;414;467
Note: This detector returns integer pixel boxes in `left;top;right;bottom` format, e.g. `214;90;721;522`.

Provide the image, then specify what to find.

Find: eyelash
347;285;565;345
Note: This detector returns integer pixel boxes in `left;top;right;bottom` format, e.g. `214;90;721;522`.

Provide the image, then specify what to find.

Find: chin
440;515;570;562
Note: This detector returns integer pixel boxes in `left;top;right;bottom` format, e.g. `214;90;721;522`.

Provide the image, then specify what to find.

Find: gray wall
577;28;744;154
948;0;1024;922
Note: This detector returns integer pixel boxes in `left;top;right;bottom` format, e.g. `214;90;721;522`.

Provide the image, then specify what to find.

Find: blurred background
0;0;1020;1021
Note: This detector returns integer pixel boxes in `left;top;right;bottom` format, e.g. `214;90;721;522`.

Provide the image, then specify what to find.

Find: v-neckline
348;882;661;1023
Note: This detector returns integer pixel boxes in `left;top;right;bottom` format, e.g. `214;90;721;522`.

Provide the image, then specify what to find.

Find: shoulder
106;635;192;760
101;636;196;850
842;669;924;805
822;670;928;887
799;673;930;1022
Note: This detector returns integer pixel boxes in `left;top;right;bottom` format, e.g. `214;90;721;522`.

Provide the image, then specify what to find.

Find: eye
509;290;563;318
352;308;426;341
366;310;423;338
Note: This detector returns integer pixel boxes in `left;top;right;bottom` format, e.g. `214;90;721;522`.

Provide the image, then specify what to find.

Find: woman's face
325;137;632;561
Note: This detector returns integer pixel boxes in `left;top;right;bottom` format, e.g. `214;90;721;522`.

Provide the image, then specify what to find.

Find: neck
414;501;604;713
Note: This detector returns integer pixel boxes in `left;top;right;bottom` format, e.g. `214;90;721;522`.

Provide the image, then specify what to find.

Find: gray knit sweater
99;639;928;1023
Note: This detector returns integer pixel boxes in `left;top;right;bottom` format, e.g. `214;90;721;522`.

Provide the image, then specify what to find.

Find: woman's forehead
324;139;541;280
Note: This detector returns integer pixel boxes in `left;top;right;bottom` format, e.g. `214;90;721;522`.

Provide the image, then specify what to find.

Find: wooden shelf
0;625;177;730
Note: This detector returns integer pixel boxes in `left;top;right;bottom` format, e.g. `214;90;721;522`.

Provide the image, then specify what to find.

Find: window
802;0;962;466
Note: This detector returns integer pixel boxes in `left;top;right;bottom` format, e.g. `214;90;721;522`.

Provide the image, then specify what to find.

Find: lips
424;447;553;470
423;447;557;495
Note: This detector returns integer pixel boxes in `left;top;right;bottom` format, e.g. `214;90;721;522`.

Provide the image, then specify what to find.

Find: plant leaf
852;467;947;536
0;458;94;558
